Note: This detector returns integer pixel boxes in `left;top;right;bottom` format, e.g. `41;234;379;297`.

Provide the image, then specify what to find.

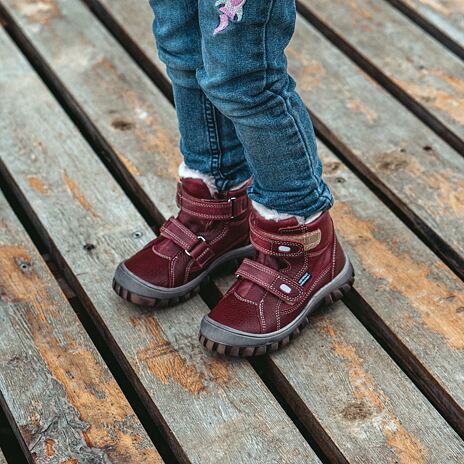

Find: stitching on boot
233;291;258;306
170;255;178;288
259;299;267;333
213;0;247;35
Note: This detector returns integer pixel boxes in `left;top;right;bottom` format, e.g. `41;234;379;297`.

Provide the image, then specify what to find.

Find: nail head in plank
0;16;320;464
0;193;162;464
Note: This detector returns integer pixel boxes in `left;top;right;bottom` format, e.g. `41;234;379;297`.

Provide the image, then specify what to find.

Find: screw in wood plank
17;259;32;273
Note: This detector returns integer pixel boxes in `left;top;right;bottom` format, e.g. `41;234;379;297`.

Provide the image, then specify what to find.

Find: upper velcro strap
235;259;304;305
176;183;249;220
250;223;304;257
160;217;215;268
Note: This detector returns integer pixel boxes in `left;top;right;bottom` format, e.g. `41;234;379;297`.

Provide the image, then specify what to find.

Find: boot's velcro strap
160;217;215;268
236;259;304;305
250;223;304;257
176;183;249;220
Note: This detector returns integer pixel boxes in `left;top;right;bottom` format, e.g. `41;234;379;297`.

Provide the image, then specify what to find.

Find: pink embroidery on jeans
213;0;247;35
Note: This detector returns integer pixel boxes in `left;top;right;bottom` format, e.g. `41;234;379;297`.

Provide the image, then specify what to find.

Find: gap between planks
295;0;464;156
0;172;180;464
385;0;464;61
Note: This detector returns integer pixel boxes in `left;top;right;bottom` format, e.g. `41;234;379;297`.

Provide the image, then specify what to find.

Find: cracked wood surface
0;37;162;464
0;13;319;464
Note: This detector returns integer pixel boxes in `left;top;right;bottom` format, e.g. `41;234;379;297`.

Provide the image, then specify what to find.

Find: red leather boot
113;177;253;306
199;210;354;356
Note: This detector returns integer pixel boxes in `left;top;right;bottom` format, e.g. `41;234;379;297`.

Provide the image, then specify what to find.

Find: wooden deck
0;0;463;462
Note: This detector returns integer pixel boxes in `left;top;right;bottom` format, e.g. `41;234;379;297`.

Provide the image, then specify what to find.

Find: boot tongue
253;213;300;233
181;177;215;200
176;177;217;236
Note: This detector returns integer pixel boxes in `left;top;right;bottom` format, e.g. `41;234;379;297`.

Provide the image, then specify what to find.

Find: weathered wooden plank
0;40;162;462
298;0;464;151
0;192;162;464
0;20;319;464
68;0;464;432
6;0;462;439
0;448;6;464
316;144;464;433
213;142;464;451
386;0;464;59
289;15;464;274
86;0;464;279
214;270;464;462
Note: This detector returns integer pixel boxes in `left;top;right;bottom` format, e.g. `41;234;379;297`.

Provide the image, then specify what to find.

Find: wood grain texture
298;0;464;148
72;0;464;433
213;142;464;460
6;0;462;439
0;195;162;464
0;42;162;463
386;0;464;57
0;18;319;464
90;0;464;277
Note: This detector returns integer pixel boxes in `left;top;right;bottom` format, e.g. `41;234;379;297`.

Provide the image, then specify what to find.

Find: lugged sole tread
112;256;245;307
200;276;355;358
112;279;202;308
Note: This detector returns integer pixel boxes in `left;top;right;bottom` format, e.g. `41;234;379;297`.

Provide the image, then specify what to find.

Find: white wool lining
178;162;218;195
178;162;249;195
252;200;322;225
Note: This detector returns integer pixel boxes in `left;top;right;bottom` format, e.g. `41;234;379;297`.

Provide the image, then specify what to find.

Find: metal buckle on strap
185;235;206;257
228;197;237;219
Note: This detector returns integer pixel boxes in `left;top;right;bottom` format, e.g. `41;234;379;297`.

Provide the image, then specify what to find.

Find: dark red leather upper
209;210;347;334
124;177;251;288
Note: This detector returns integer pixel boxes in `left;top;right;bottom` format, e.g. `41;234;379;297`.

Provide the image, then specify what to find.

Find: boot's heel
324;260;355;306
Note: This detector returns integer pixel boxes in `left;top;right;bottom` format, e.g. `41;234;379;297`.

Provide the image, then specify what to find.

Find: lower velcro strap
160;217;215;268
235;259;304;305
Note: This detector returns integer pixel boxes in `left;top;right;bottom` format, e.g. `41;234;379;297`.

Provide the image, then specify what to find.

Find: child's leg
198;1;354;356
197;0;333;218
149;0;250;191
113;1;255;306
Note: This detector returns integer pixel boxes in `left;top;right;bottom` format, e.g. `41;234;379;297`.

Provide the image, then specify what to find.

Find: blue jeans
149;0;333;217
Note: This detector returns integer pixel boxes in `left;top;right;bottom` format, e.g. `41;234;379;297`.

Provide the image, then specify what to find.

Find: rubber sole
199;258;355;357
112;244;254;308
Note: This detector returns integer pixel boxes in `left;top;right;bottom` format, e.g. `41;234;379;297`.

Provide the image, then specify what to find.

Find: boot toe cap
206;291;262;335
